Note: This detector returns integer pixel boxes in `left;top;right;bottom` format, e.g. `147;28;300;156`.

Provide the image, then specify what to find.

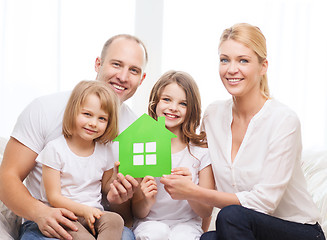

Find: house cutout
113;113;176;178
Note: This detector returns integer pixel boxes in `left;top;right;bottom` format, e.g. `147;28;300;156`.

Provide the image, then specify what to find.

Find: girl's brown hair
62;80;119;144
148;70;207;149
219;23;270;99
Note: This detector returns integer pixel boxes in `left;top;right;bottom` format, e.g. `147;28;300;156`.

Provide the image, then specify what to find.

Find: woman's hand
171;167;192;180
160;167;196;200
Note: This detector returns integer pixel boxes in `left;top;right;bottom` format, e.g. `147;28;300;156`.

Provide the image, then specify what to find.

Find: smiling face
219;39;267;99
155;82;187;134
74;94;109;144
95;37;146;102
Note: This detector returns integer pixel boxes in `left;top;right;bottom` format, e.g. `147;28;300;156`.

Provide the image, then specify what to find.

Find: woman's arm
131;176;157;219
161;169;240;210
186;165;215;218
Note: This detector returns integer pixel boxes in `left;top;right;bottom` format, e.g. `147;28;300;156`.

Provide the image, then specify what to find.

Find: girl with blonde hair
37;80;124;240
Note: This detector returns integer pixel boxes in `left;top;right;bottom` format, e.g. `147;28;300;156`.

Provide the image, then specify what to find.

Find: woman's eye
240;59;248;63
220;58;228;63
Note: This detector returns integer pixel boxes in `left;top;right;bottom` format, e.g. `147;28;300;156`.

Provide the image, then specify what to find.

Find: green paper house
113;113;176;178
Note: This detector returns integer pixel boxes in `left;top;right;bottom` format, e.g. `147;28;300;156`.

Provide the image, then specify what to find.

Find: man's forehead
106;38;146;68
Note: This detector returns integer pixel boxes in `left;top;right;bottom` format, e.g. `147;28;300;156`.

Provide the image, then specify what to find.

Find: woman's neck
232;93;267;121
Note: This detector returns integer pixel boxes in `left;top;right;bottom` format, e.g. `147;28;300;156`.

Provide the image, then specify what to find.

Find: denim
20;221;135;240
200;205;325;240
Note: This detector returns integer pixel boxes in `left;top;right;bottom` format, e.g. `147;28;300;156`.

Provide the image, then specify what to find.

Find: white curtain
1;0;326;150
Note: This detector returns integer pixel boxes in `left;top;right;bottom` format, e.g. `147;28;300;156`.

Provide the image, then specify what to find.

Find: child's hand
82;206;104;235
140;176;157;205
171;167;192;181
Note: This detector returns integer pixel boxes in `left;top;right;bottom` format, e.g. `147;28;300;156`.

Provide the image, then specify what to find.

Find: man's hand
107;161;139;204
35;206;78;240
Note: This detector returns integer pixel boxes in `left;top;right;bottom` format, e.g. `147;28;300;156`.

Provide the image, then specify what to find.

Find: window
133;142;157;166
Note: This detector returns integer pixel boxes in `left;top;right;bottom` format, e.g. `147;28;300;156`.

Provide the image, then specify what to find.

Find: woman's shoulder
268;99;300;121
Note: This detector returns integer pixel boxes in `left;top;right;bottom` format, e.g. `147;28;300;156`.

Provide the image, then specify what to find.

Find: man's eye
130;68;139;75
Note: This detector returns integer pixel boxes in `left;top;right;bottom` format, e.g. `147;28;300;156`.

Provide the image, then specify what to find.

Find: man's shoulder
34;91;71;106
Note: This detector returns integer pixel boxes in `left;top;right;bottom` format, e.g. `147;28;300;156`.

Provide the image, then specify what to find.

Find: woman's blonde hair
219;23;270;98
148;70;207;148
62;80;119;144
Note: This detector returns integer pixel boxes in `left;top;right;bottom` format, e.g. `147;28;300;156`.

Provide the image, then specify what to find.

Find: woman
161;23;325;240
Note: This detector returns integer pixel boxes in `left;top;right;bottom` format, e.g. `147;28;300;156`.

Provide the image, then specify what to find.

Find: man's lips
112;83;126;91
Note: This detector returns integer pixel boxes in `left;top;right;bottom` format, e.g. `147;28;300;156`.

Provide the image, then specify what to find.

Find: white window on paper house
133;142;157;166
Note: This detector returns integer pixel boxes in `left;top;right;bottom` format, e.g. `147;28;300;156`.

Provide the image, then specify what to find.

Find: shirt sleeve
199;148;211;171
236;113;302;214
11;98;47;154
36;141;62;171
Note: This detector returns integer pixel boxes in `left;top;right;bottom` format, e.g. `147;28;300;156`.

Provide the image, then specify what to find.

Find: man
0;34;147;240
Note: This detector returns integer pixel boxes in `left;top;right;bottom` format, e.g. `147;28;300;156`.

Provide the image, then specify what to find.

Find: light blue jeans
19;220;135;240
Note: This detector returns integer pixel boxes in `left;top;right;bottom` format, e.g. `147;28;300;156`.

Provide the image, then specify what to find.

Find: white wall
1;0;326;150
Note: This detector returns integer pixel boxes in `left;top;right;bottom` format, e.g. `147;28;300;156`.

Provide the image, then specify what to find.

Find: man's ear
95;57;101;72
139;73;146;86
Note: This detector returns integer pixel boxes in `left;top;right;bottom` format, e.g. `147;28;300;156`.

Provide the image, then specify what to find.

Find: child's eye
162;98;170;102
99;117;107;122
83;112;91;116
180;102;187;107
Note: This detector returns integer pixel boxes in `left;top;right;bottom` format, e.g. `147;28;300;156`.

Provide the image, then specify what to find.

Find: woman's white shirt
202;99;320;224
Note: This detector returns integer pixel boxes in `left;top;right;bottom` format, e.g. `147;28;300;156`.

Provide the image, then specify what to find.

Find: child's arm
42;165;103;235
131;176;157;219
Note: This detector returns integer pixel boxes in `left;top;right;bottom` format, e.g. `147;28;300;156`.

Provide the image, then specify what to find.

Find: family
0;23;325;240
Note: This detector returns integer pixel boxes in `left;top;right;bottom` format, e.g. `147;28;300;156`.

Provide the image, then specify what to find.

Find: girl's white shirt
134;145;211;227
202;98;321;224
36;135;113;210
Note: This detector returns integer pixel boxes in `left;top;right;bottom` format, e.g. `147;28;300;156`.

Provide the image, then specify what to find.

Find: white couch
0;137;326;239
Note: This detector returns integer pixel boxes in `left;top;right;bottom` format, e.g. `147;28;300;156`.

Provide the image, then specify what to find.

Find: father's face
95;37;146;102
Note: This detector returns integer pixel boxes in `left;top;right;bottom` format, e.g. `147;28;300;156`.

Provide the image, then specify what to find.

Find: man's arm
0;138;77;240
103;161;139;227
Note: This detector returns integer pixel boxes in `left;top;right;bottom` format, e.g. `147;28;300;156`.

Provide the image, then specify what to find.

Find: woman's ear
260;59;268;75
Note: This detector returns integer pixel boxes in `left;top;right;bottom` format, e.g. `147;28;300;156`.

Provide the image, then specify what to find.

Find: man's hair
100;34;148;64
